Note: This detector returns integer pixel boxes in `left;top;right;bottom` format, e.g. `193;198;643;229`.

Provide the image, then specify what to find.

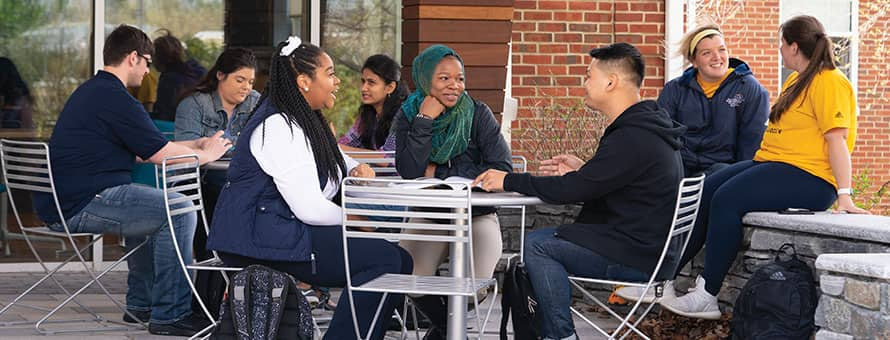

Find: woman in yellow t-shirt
660;15;870;320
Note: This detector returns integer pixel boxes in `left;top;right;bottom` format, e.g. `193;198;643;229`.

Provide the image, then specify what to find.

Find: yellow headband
689;29;723;57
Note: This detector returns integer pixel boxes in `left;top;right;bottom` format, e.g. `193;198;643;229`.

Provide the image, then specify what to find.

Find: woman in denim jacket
174;48;260;259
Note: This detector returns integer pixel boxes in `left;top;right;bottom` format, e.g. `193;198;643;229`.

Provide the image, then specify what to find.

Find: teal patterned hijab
401;44;474;164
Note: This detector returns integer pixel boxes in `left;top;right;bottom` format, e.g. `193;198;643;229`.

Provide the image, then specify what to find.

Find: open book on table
391;176;486;191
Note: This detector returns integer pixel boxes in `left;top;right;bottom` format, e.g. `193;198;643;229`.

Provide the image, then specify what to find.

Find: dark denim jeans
524;228;648;340
51;183;197;324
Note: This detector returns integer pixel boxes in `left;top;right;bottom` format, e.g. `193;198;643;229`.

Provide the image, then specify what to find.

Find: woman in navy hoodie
206;37;412;340
657;24;769;177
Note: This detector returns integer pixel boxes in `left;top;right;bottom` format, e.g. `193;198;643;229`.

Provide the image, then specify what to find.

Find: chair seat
187;257;242;272
22;226;96;238
352;273;496;297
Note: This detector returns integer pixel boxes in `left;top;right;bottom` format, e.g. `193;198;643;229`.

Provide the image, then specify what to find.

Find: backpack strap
266;270;290;339
775;243;798;261
231;267;252;340
499;262;514;340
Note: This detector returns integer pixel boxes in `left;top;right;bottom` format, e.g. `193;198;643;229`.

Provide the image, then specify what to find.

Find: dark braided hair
257;40;346;183
357;54;409;149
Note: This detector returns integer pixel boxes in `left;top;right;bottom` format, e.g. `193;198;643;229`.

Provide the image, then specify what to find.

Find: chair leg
569;280;652;340
34;238;149;334
0;232;106;325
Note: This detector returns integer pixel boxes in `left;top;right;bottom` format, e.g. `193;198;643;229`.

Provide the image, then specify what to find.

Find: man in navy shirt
33;25;230;336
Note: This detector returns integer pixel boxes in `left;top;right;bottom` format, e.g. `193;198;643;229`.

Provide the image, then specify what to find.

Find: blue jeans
50;184;197;324
524;228;648;340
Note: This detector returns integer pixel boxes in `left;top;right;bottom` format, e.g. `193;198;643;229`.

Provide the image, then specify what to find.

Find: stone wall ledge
816;254;890;280
743;212;890;244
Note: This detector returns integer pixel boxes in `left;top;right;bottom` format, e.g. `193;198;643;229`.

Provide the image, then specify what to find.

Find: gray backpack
212;265;314;340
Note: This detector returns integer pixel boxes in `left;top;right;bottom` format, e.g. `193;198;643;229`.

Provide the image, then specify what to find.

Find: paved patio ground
0;271;623;339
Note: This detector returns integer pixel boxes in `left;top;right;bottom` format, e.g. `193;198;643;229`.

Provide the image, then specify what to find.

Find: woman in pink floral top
338;54;408;152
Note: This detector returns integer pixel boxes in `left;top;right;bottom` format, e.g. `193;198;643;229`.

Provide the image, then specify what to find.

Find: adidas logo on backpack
769;271;786;281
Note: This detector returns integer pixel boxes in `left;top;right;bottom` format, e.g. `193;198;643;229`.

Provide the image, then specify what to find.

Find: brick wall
509;0;666;165
852;0;890;203
509;0;890;210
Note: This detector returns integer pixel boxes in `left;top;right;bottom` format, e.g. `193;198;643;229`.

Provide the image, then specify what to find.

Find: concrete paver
0;271;624;339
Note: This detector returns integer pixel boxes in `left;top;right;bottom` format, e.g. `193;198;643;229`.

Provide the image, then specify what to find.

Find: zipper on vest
311;253;317;275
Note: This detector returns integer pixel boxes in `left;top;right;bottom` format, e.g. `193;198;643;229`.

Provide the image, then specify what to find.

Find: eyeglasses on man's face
137;53;152;68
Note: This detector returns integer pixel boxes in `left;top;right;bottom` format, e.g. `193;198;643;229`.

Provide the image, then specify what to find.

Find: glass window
0;1;93;263
105;0;225;71
320;0;401;135
0;0;92;136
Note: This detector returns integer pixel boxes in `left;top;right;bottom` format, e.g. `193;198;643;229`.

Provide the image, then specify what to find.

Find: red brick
615;13;643;22
525;33;553;42
539;66;568;75
554;12;584;21
539;1;567;10
539;23;566;32
524;11;552;20
555;33;582;42
568;2;598;11
539;44;569;53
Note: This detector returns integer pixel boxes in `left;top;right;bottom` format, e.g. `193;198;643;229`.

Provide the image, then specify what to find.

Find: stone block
748;229;794;251
851;308;890;339
845;278;881;310
816;295;851;333
820;274;846;296
815;329;853;340
881;283;890;315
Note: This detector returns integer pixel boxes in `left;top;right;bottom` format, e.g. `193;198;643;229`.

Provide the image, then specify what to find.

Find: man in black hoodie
474;43;685;340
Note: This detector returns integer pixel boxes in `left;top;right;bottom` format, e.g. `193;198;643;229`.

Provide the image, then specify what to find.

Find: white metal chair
160;154;242;339
567;174;706;339
344;150;399;177
0;139;148;334
341;177;499;340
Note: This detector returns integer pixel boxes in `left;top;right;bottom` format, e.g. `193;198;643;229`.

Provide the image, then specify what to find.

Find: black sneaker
148;313;213;336
122;309;150;323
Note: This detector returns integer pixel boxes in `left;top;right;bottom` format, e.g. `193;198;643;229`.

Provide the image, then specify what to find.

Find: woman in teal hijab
394;44;512;339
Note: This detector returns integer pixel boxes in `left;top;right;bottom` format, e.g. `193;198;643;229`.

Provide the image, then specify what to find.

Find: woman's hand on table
473;169;508;192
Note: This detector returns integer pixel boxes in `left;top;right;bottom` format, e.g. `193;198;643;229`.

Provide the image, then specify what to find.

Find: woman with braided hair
206;37;413;340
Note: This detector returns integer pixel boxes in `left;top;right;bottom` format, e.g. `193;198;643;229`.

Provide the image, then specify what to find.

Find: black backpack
732;243;817;340
211;265;314;340
500;261;541;340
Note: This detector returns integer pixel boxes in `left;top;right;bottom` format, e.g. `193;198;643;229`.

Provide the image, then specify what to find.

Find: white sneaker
660;276;721;320
615;280;677;303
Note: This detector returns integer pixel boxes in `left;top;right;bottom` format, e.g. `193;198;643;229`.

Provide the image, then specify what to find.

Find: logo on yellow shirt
766;127;782;134
834;111;844;119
